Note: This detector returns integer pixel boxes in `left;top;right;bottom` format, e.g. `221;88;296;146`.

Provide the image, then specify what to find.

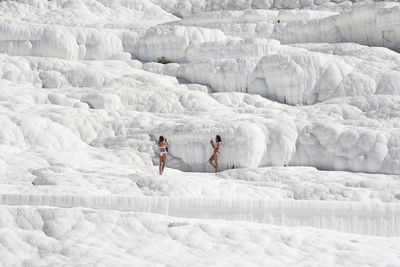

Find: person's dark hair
216;135;221;142
159;136;164;143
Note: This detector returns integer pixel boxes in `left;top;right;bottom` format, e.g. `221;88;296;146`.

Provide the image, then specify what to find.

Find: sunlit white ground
1;206;400;267
0;0;400;265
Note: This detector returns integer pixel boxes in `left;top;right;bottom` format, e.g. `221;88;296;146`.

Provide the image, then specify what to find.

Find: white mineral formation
0;0;399;265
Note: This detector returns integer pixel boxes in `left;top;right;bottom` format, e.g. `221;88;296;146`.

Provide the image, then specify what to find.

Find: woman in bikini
158;136;169;175
209;135;222;173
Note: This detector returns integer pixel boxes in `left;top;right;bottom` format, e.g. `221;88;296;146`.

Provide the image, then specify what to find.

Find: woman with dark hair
158;136;169;175
209;135;222;173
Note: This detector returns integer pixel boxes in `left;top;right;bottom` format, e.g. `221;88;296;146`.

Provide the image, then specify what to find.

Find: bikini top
159;142;167;151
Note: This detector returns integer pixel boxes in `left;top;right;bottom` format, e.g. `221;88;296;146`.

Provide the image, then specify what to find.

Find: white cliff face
168;9;339;39
0;23;127;60
273;3;400;51
135;25;228;62
149;0;399;16
174;43;400;105
165;3;400;52
0;0;400;265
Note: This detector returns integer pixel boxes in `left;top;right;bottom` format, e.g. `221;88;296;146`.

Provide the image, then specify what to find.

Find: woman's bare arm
210;140;215;149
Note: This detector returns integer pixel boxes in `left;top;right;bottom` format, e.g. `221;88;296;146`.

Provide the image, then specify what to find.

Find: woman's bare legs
209;153;219;173
159;155;163;175
161;154;167;174
214;154;219;173
209;154;216;170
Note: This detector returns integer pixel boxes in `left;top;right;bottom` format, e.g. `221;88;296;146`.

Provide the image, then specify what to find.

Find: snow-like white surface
136;27;400;104
168;9;339;39
150;0;399;16
273;3;400;51
1;52;400;173
165;3;400;52
1;205;399;267
0;0;399;265
1;194;399;236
